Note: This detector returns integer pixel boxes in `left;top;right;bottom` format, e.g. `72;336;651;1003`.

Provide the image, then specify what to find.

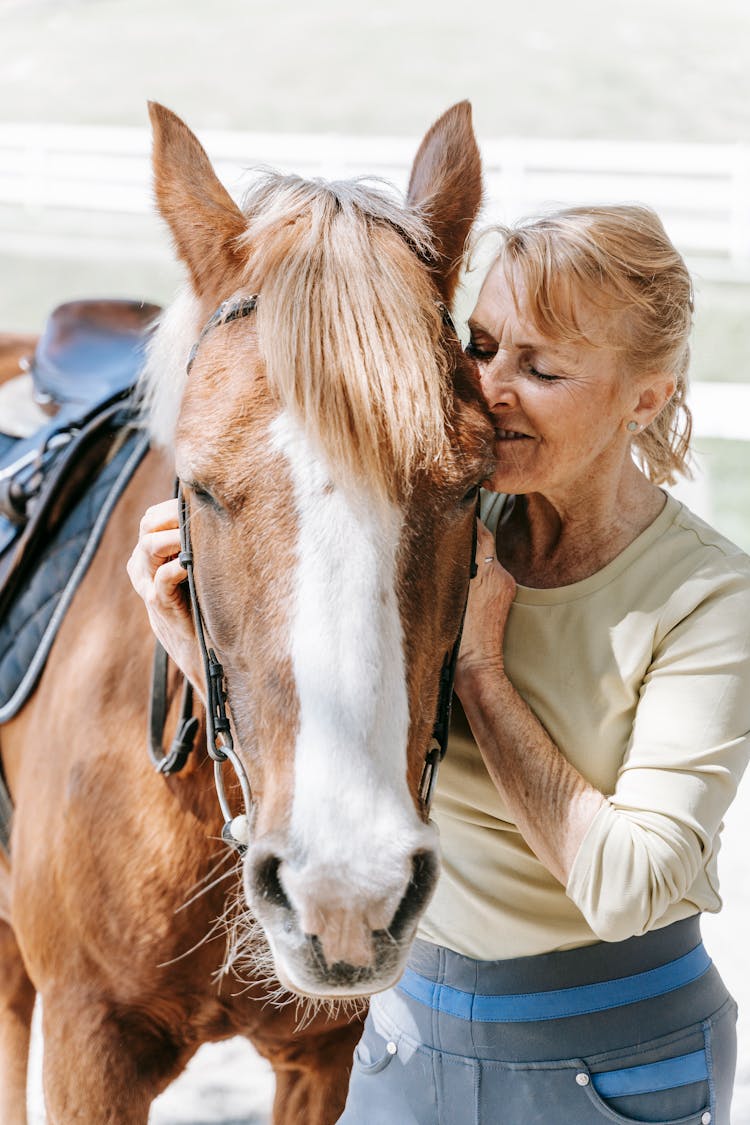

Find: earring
626;421;639;432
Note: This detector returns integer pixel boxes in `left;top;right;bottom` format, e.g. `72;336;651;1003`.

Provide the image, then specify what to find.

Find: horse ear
148;102;247;297
406;101;482;305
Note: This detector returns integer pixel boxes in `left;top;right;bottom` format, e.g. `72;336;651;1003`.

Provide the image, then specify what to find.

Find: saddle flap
31;299;161;406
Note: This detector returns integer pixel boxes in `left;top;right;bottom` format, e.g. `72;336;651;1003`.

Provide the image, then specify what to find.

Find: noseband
149;293;479;850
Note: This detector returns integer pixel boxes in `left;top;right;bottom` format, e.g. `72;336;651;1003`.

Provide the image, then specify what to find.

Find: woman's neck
496;467;667;588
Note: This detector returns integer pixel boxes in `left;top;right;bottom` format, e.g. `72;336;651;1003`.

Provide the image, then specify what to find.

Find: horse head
140;102;495;998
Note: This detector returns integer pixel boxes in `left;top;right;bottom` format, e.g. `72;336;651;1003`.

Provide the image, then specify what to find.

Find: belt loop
435;944;446;1052
470;953;480;1055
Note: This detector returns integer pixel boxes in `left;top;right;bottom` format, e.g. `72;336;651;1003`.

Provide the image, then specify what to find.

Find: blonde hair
239;174;450;500
486;205;694;485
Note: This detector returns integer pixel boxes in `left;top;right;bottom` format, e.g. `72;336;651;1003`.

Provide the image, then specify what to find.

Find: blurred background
3;0;749;1121
3;0;750;549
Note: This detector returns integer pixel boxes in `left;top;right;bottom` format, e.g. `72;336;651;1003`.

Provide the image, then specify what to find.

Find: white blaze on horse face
269;413;436;959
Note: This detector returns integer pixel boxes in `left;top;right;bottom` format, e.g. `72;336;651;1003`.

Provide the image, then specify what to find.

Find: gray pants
339;917;737;1124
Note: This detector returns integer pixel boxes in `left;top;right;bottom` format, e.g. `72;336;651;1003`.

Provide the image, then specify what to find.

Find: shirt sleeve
566;562;750;943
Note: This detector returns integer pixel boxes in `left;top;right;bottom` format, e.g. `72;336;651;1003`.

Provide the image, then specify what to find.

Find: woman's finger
475;518;497;566
127;503;204;698
140;527;182;569
151;557;189;608
127;528;181;591
138;498;180;537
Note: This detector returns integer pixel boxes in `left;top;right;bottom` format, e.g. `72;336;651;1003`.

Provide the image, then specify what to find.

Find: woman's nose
479;355;518;409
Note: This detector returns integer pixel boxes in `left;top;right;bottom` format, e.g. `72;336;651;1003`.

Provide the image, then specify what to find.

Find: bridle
149;293;479;849
418;498;478;810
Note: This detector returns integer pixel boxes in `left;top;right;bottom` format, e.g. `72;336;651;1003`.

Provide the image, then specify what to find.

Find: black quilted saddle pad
0;425;148;721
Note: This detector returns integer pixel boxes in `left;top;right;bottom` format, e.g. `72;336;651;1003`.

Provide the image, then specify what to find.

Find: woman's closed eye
528;364;560;383
465;337;498;361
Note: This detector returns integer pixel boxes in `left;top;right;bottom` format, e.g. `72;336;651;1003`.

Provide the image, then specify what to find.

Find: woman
129;205;750;1124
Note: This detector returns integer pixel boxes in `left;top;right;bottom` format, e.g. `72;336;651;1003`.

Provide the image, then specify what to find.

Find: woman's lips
495;428;531;440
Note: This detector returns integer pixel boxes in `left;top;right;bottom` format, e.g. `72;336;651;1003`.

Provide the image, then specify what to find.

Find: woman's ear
630;373;677;429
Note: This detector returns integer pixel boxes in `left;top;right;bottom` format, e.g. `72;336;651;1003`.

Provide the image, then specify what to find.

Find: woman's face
468;264;636;499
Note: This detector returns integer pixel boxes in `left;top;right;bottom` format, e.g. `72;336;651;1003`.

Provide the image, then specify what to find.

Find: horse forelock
240;174;452;502
139;172;454;501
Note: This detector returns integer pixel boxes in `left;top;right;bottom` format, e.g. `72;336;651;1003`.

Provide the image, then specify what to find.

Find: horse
0;100;495;1123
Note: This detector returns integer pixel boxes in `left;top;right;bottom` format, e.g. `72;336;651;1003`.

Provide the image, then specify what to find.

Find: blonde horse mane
139;173;452;499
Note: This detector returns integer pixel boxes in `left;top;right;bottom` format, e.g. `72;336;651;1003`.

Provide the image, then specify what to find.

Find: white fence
2;124;750;279
1;123;749;458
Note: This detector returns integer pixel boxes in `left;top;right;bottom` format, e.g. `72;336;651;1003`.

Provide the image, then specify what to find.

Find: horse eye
461;484;480;506
189;482;223;511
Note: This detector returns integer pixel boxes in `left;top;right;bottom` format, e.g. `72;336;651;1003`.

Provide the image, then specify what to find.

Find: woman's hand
453;518;605;885
455;519;517;696
126;499;206;700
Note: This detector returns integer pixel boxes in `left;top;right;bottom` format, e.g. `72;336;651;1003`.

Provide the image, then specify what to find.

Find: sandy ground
25;765;750;1124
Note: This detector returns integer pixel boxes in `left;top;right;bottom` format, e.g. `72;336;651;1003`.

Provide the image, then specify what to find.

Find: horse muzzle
244;842;440;997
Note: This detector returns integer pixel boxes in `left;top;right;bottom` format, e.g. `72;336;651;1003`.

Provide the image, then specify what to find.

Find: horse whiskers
159;881;246;969
217;900;293;998
212;894;367;1033
167;875;361;1036
217;899;266;984
175;863;240;914
155;910;229;969
289;993;368;1034
185;847;237;891
228;968;364;1035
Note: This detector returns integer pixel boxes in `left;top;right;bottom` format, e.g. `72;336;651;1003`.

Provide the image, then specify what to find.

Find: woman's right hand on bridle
126;498;207;701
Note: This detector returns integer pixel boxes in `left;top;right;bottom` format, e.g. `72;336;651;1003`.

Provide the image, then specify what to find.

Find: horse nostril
387;850;439;943
252;854;293;911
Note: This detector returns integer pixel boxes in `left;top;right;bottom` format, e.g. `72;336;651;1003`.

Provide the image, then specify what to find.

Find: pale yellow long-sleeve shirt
418;492;750;960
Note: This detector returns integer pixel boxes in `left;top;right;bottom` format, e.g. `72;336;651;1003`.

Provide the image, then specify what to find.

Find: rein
148;293;479;850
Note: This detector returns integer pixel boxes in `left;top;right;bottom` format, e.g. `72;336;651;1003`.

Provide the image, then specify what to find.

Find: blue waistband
397;942;712;1023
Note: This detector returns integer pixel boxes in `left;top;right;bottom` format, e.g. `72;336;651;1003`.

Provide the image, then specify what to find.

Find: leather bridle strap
185;295;259;375
418;299;480;810
418;498;479;811
177;480;253;842
147;294;259;849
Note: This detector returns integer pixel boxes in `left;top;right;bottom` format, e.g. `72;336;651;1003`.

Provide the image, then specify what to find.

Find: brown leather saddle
28;298;161;409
